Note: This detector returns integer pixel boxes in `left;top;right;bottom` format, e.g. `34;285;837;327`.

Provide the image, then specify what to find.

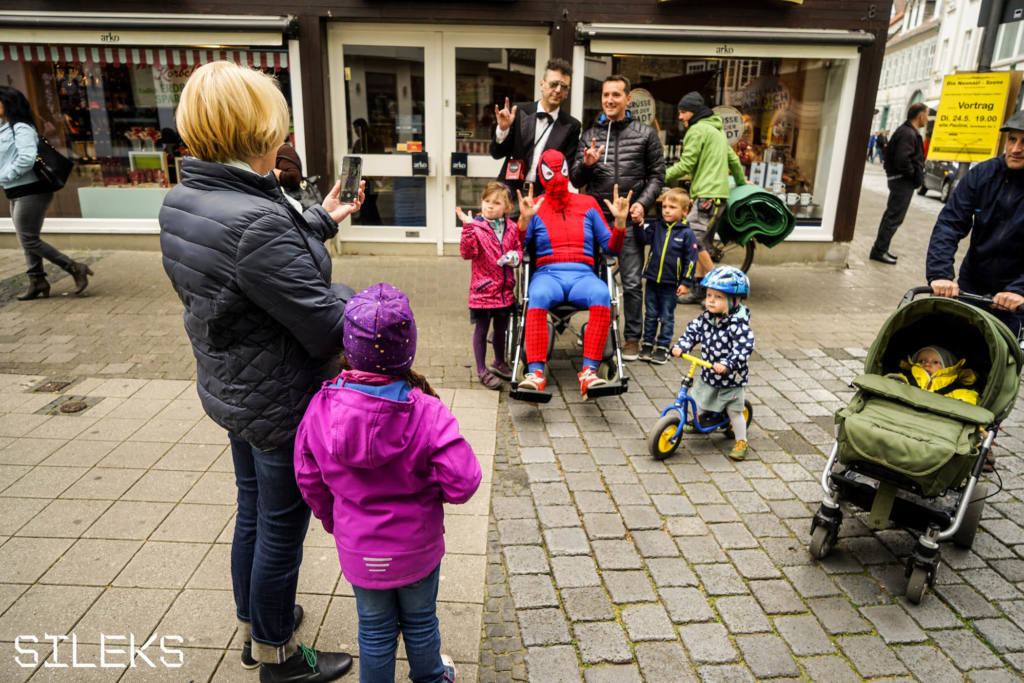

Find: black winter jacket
159;158;346;450
883;120;925;185
571;111;665;220
926;155;1024;298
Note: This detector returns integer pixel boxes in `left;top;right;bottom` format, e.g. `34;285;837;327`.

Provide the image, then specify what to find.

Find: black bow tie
537;111;552;122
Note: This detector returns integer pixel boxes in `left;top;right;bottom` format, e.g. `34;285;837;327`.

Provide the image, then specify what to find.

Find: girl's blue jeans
351;563;444;683
228;433;310;662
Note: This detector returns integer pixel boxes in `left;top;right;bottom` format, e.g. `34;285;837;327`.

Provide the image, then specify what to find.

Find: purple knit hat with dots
344;282;417;375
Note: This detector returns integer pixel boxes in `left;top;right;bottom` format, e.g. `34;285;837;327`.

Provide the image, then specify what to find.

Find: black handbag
285;175;324;210
34;136;73;191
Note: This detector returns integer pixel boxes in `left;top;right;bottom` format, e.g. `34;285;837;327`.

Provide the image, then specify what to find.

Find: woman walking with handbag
0;86;92;300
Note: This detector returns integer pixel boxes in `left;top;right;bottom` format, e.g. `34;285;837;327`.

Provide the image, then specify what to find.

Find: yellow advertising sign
929;72;1011;162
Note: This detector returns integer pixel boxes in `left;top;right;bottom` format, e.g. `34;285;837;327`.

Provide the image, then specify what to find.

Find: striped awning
0;44;288;70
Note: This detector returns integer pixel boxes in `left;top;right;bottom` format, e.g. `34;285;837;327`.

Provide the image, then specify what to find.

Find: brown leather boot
16;274;50;300
70;262;94;295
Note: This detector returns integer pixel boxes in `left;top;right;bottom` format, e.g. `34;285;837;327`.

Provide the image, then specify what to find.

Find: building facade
0;1;890;263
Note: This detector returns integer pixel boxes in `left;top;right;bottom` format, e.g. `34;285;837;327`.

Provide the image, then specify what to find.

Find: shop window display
0;44;292;220
583;53;847;222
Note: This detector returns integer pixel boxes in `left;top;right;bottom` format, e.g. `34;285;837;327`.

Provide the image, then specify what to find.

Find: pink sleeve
428;403;482;505
459;223;478;260
507;219;523;262
293;393;336;533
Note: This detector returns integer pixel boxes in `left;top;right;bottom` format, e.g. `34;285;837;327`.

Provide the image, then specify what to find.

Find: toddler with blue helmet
671;266;755;460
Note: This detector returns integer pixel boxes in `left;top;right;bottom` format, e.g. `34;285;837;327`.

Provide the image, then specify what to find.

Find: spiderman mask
538;149;570;212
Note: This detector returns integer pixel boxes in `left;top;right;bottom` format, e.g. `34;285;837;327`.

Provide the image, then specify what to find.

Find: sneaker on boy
519;370;546;392
651;346;670;364
729;440;749;461
638;342;654;362
578;366;607;398
441;653;457;682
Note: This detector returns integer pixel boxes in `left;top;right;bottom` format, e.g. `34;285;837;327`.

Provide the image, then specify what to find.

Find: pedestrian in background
159;61;362;683
867;131;876;162
870;103;928;264
571;74;665;361
875;130;888;164
0;85;92;300
295;283;478;683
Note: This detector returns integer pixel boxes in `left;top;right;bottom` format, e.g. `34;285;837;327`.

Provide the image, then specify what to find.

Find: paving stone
608;483;649;507
774;614;835;655
860;604;928;644
631;529;679;558
564;472;604;492
895;594;962;629
682;483;727;506
634;642;699;683
972;618;1024;653
679;622;737;664
728;549;782;580
503;546;549;575
798;655;862;683
782;565;839;597
696;504;741;524
709;522;758;549
582;664;643;682
725;491;771;514
960;568;1022;600
934;584;1000;618
677;536;728;564
574;621;632;664
537;505;580;529
603;570;656;604
660;587;715;623
517;608;571;647
591;540;643;570
841;535;898;564
1000;599;1024;631
644;558;697;587
560;587;614;622
806;596;872;634
651;494;696;516
508;575;558;609
837;635;909;678
714;596;771;633
618;505;663;530
498;519;543;545
573;491;616;513
968;669;1024;683
582;513;626;540
694;563;747;595
928;629;1002;671
666;516;708;537
833;573;888;605
525;645;580;682
742;513;790;538
543;528;591;556
695;664;755;682
895;644;962;682
621;604;676;641
748;579;806;614
760;538;814;566
549;555;600;588
735;634;800;678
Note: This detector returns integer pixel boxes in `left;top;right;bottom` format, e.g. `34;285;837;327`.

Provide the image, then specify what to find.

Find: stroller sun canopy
863;297;1022;423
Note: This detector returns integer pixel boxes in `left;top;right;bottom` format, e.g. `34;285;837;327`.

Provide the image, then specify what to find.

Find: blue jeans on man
643;281;678;349
351;563;444;683
228;434;310;662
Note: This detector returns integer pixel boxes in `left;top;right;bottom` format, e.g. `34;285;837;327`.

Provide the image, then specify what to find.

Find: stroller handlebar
899;286;995;308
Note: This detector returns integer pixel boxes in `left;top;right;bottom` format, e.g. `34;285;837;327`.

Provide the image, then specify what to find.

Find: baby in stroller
884;345;979;404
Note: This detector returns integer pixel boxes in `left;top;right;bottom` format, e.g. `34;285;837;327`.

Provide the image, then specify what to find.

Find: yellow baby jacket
886;357;980;405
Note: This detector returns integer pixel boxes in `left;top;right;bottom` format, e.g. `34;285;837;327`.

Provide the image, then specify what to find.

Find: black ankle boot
16;274;50;301
242;605;305;669
259;644;352;683
70;261;93;295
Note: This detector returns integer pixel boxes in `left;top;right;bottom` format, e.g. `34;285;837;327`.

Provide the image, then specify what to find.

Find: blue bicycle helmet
700;266;750;297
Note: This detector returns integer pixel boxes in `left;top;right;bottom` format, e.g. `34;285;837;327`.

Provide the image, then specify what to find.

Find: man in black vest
490;58;581;201
870;103;928;264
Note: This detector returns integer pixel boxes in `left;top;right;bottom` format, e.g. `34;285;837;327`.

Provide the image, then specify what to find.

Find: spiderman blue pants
525;263;611;373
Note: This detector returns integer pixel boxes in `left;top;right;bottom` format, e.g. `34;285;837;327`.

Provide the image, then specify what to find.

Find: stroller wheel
906;566;929;604
809;525;836;560
648;414;683;460
952;483;988;549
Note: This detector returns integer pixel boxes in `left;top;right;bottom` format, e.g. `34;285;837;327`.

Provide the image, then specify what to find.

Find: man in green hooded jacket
665;92;746;301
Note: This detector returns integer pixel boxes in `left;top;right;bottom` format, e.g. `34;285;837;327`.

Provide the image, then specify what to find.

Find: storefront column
298;14;330;183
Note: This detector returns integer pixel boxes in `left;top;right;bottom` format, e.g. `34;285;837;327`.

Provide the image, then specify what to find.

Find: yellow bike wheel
648;413;683;460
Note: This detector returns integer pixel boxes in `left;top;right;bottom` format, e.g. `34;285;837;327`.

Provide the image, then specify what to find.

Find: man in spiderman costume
516;148;631;398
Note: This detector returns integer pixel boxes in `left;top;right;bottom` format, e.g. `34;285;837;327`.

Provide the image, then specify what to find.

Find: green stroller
810;287;1023;603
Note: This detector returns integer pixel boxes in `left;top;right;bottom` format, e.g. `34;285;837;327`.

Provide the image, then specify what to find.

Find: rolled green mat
716;184;796;248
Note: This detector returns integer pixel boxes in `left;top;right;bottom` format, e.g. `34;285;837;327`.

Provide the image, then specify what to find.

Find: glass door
328;27;442;247
442;31;549;245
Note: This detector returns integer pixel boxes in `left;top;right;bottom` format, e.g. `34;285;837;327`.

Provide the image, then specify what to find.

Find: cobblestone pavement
0;164;1021;682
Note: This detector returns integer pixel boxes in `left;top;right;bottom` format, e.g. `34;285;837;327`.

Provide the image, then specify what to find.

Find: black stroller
810;287;1023;603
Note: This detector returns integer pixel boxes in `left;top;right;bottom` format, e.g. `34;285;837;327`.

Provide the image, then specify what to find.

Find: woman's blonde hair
175;61;289;163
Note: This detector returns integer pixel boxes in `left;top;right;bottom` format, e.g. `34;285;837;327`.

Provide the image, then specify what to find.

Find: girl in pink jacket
457;182;522;389
294;283;480;683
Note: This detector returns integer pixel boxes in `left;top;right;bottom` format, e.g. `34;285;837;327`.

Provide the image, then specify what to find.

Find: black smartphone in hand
339;156;362;204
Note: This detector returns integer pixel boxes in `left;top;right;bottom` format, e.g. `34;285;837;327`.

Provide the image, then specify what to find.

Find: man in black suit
490;58;581;201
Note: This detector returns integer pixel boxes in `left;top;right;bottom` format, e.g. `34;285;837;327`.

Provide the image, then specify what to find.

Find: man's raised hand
495;97;517;132
603;184;633;227
583;138;605;166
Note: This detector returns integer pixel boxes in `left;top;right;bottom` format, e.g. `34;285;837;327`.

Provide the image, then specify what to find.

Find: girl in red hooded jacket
457;182;522;389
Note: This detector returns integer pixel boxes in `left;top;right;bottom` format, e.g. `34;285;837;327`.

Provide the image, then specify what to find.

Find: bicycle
647;352;754;460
